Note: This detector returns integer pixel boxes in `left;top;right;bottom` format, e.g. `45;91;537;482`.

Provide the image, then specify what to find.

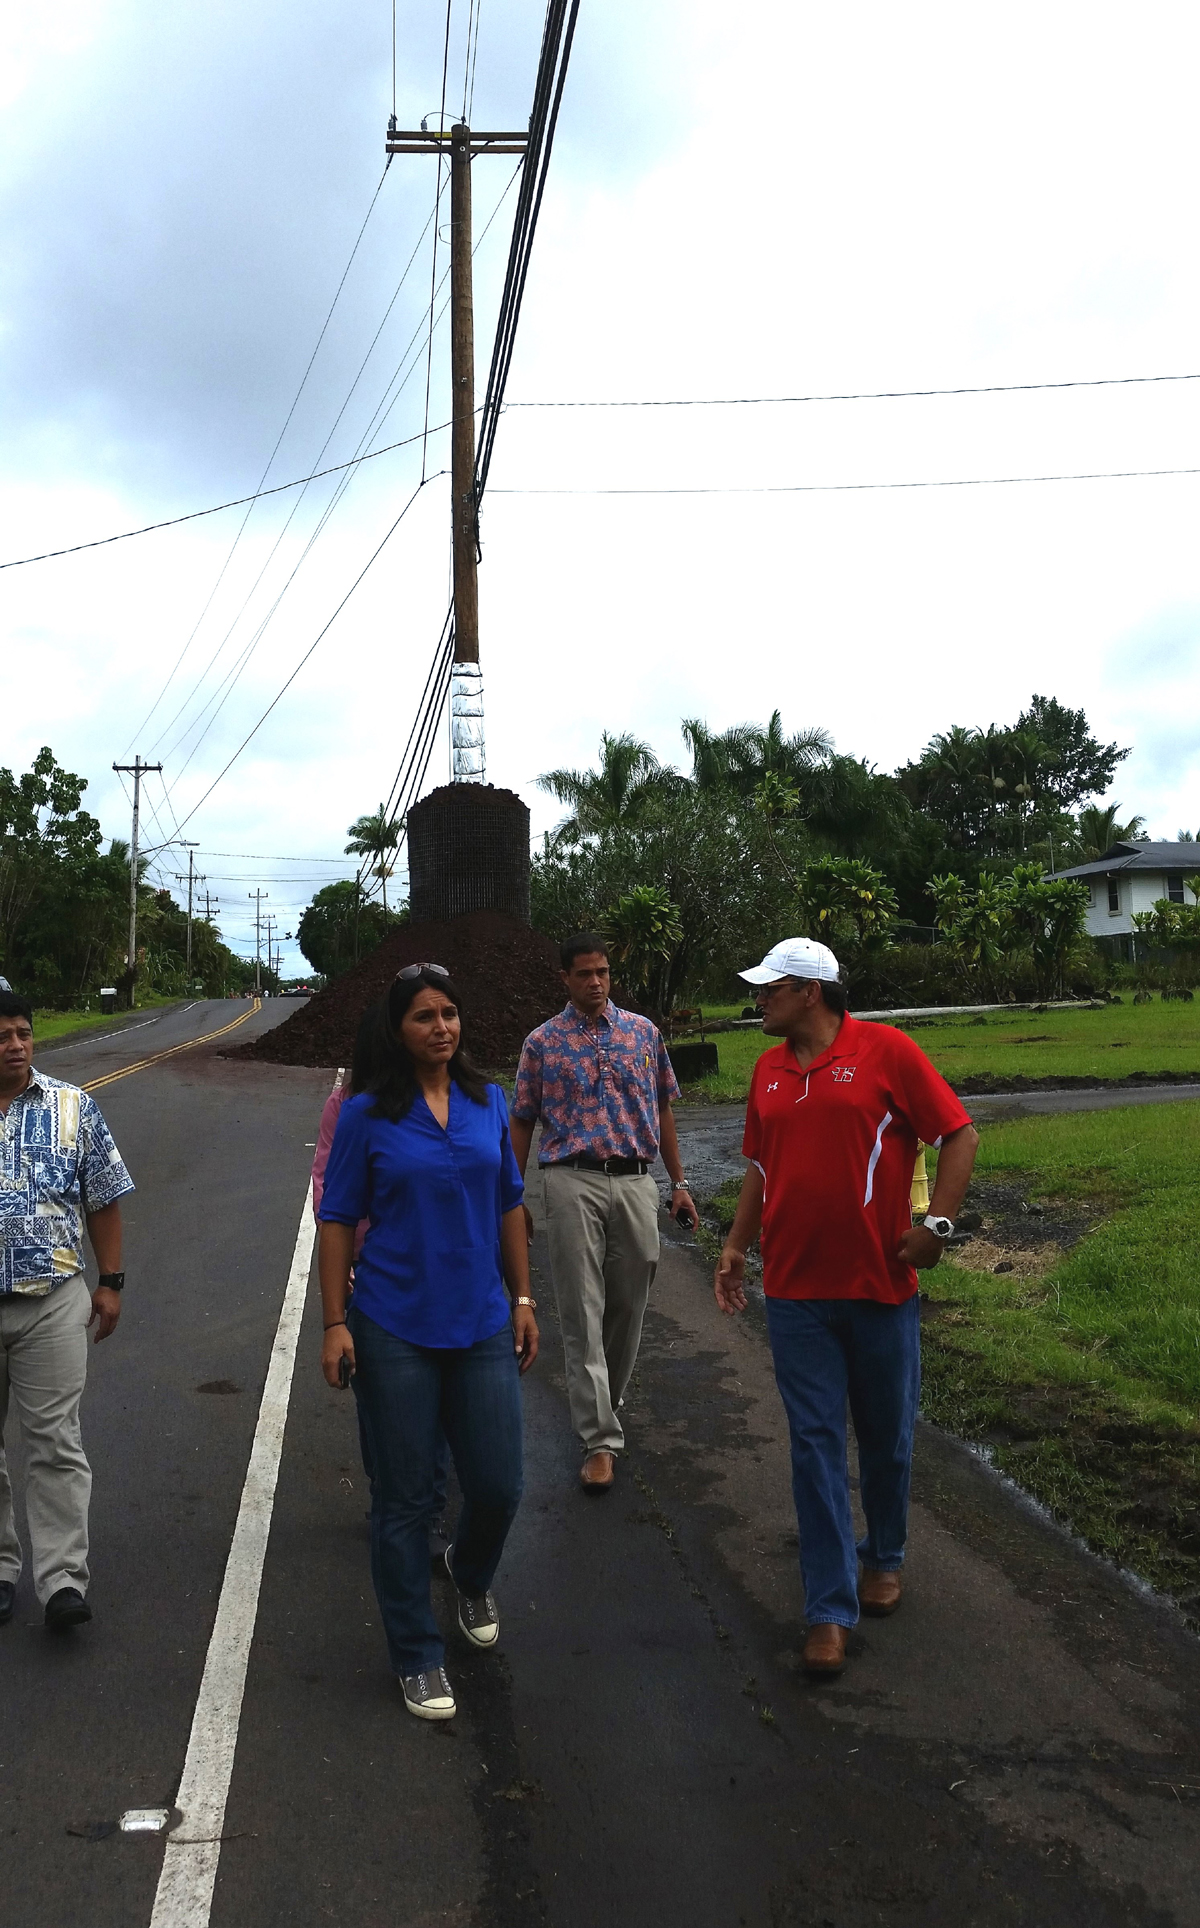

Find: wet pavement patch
195;1379;242;1395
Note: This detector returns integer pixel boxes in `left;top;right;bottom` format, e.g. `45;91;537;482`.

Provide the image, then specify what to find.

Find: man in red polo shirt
714;938;978;1677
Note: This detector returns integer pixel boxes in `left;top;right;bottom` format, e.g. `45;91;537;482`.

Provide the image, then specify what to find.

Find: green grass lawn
921;1104;1200;1611
678;996;1200;1102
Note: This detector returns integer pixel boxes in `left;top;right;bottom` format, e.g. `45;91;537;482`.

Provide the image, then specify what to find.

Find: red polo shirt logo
743;1015;971;1305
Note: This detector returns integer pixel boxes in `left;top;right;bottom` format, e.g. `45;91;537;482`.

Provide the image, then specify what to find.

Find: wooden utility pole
385;120;527;777
450;123;479;667
173;843;200;988
112;756;162;1008
249;889;267;993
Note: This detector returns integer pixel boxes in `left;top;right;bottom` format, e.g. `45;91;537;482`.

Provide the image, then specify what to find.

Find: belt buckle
603;1157;616;1176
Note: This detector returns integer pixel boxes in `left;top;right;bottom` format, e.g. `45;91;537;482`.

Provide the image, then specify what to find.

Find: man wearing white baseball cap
714;938;978;1676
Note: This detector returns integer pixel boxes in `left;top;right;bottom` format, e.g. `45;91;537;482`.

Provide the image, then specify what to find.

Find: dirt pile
235;911;564;1070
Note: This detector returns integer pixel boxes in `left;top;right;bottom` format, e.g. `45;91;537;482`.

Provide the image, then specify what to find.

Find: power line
493;462;1200;496
166;474;443;838
150;208;442;762
505;370;1200;409
0;424;447;572
118;168;392;753
421;0;456;484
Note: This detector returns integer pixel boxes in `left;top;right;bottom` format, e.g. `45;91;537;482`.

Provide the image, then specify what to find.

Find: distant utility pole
202;887;218;923
111;756;163;1008
385;117;528;781
173;843;201;988
249;889;268;993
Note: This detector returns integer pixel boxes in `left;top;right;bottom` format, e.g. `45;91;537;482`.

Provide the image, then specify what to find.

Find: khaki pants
0;1275;92;1604
542;1165;660;1454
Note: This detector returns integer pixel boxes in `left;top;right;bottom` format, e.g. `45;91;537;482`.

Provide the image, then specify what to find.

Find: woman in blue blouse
318;965;538;1722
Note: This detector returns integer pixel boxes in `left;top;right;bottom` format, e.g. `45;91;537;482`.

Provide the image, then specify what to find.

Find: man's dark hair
365;969;488;1121
0;990;33;1026
817;980;848;1016
560;932;610;972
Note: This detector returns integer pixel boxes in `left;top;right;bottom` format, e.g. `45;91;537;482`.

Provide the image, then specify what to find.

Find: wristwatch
514;1295;537;1310
922;1216;954;1241
671;1179;690;1192
98;1271;126;1292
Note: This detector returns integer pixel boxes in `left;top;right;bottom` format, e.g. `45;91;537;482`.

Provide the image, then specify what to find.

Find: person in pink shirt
312;1002;451;1544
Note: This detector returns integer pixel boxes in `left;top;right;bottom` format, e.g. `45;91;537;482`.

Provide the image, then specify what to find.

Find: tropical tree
1067;803;1147;863
297;880;401;979
794;857;899;984
344;806;401;915
537;733;672;840
682;711;833;801
604;886;683;1014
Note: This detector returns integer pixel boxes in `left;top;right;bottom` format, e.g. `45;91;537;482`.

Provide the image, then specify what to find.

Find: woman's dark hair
364;969;489;1120
560;931;609;971
346;999;385;1096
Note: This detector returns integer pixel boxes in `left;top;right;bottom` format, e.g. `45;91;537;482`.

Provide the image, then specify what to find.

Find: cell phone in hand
338;1354;355;1390
673;1205;695;1231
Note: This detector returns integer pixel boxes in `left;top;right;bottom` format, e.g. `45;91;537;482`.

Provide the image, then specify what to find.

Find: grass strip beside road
680;997;1200;1102
31;995;181;1046
922;1103;1200;1617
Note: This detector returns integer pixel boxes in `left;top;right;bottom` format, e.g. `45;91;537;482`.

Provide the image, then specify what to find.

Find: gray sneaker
444;1546;500;1648
401;1666;456;1720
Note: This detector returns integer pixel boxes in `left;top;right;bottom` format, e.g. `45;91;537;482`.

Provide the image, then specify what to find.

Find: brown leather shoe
858;1569;903;1616
580;1450;615;1493
802;1624;848;1674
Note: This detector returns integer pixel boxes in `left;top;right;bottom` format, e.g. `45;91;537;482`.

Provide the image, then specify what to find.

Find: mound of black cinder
235;912;564;1070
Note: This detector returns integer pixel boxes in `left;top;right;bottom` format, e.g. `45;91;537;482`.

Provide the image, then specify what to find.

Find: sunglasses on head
395;962;450;981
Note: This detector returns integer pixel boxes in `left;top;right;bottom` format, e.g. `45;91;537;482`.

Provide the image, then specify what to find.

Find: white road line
148;1183;319;1927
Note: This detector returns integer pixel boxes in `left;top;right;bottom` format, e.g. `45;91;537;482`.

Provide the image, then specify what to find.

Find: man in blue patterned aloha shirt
0;990;135;1630
510;933;697;1493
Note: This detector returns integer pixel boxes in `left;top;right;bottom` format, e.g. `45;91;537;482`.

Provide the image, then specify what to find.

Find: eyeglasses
758;978;814;999
394;962;450;981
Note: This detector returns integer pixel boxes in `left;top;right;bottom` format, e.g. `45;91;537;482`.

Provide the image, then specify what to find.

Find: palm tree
345;806;400;915
537;733;670;838
1068;803;1147;864
682;712;833;799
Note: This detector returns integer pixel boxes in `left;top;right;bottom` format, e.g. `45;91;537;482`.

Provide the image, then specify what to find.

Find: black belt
555;1154;650;1176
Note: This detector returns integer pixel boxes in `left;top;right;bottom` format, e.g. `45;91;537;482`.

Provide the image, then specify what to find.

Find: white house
1048;840;1200;939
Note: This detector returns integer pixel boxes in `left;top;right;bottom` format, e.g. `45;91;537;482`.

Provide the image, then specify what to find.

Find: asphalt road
5;1003;1199;1927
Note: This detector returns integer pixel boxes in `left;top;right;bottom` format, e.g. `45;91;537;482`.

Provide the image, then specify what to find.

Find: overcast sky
5;1;1200;973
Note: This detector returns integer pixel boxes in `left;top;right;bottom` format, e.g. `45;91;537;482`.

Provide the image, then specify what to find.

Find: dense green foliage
0;747;256;1006
296;879;406;978
529;698;1129;1012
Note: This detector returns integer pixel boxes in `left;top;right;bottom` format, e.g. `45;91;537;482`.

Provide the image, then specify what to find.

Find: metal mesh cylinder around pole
451;662;485;783
407;783;530;923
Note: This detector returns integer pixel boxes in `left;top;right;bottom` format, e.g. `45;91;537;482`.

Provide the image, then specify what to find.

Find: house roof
1049;840;1200;881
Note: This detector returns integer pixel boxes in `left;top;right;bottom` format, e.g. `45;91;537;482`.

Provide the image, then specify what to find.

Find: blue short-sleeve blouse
317;1081;524;1348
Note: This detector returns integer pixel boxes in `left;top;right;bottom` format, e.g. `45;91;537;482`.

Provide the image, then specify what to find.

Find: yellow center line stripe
82;1000;262;1093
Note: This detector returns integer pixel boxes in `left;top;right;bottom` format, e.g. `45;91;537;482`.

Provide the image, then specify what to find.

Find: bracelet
324;1319;349;1331
514;1296;537;1310
671;1181;689;1192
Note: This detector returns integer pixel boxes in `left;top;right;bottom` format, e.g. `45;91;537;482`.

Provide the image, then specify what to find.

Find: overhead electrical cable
474;0;581;505
492;463;1200;496
118;168;391;754
20;336;1171;573
156;165;515;811
153;206;440;762
466;0;484;119
505;370;1200;409
166;475;439;837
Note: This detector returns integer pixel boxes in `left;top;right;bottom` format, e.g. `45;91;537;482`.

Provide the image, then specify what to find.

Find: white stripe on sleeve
863;1109;894;1206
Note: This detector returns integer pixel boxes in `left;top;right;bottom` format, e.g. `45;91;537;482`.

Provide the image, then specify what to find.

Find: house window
1167;874;1185;903
1107;875;1120;914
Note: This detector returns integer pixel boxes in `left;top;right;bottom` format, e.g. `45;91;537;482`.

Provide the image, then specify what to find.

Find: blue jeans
347;1309;524;1677
765;1295;921;1629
